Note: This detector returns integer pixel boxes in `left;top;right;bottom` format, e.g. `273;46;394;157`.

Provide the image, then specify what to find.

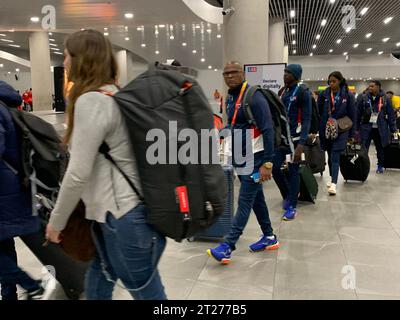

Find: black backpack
1;101;68;191
242;86;294;154
107;64;228;242
298;84;320;135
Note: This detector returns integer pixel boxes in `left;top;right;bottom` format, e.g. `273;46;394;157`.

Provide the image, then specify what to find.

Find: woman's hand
46;224;62;244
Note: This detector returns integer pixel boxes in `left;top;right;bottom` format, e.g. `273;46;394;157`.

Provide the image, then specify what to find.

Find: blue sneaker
249;235;280;253
207;243;232;265
283;207;298;221
376;166;384;174
282;198;290;211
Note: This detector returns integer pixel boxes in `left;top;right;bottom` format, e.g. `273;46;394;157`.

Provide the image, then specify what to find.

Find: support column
115;50;128;87
268;19;285;63
29;32;53;111
223;0;269;65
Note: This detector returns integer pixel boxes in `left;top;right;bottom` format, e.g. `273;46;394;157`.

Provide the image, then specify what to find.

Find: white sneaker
327;180;332;188
328;183;337;196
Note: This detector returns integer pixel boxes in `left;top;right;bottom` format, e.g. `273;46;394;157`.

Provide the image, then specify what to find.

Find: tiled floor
7;112;400;300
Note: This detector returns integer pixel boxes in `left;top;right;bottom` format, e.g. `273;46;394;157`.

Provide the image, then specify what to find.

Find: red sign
176;186;190;213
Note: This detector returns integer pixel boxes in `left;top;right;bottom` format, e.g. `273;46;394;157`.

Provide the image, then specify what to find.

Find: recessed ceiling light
0;39;14;43
336;39;342;44
316;35;321;40
170;35;174;40
141;43;146;47
321;19;327;27
329;49;333;53
15;68;20;72
192;50;197;54
397;42;400;47
50;47;59;51
360;8;369;16
49;43;57;47
217;34;222;38
48;32;53;36
384;17;393;24
291;28;296;35
7;72;11;74
49;39;55;42
124;13;134;19
329;0;336;4
136;27;144;31
346;27;352;33
81;28;85;31
104;32;109;36
353;43;359;48
54;52;63;55
125;37;130;41
378;51;384;55
158;24;165;28
104;28;108;31
366;33;372;38
383;38;390;42
292;40;296;45
313;44;317;49
290;10;295;18
310;53;313;56
30;17;40;23
206;29;212;33
293;50;297;54
208;65;212;69
343;52;348;56
0;64;3;68
8;29;14;32
214;69;218;72
201;58;205;62
9;44;20;48
155;50;160;55
366;48;372;52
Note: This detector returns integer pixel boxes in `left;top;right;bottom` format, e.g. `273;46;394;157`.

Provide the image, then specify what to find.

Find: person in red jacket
22;90;29;111
27;88;33;112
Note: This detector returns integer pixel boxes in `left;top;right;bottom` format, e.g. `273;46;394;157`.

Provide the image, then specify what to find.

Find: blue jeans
85;203;167;300
225;172;274;251
326;145;341;184
363;128;384;167
0;238;40;300
272;147;300;209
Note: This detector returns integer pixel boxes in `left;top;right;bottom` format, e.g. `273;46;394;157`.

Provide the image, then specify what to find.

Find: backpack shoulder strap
242;85;261;125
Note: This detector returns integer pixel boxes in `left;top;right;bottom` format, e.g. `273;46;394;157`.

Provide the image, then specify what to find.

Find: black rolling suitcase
303;136;326;175
193;165;234;241
298;164;319;203
20;229;88;300
384;136;400;169
340;144;370;182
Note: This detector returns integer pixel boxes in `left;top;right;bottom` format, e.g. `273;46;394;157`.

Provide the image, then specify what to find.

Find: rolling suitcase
303;136;326;175
20;228;88;300
298;164;319;203
193;165;234;241
340;144;370;182
384;136;400;169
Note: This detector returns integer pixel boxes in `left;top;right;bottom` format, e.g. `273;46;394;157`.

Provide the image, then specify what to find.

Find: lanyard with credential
369;97;383;113
283;85;300;115
230;81;248;126
330;91;340;114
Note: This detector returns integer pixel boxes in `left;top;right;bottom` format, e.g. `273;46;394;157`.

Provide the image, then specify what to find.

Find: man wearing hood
356;80;397;174
0;81;47;300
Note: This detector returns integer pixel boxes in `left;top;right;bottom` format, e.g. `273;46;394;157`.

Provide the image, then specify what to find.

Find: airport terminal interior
1;0;400;301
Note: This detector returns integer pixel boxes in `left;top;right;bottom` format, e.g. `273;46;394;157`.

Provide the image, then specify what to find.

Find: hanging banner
244;63;286;94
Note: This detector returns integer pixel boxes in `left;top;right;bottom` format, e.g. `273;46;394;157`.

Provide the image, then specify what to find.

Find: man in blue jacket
207;61;279;265
273;65;312;221
356;80;397;174
0;81;47;300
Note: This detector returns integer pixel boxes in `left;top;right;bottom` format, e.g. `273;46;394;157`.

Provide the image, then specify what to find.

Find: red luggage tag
175;186;191;221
